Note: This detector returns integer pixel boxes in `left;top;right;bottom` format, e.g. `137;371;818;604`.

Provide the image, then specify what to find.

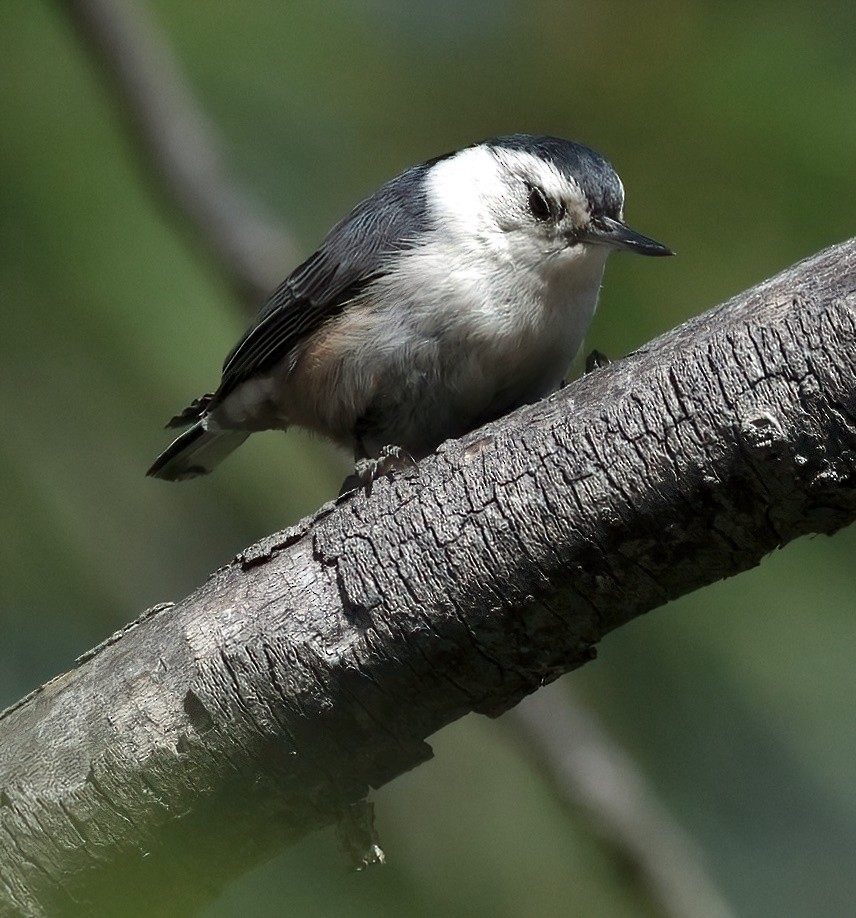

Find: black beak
582;215;673;257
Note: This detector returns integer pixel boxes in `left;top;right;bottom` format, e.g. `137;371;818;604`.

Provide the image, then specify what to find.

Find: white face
425;144;626;268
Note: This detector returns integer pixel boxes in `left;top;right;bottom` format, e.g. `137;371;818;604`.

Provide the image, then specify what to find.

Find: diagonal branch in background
60;0;299;306
1;239;855;915
508;686;736;918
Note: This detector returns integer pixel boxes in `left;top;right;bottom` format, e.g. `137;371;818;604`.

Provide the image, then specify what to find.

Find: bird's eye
527;185;554;221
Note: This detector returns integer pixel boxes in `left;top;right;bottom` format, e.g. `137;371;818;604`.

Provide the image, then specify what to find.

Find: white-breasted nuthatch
148;134;672;483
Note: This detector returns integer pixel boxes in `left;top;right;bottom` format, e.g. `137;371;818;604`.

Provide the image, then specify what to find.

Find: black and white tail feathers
147;417;248;481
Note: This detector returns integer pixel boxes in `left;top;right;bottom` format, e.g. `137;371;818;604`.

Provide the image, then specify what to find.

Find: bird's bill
581;215;673;256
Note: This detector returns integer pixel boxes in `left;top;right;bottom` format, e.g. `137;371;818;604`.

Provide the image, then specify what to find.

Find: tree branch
60;0;299;306
56;2;731;908
2;239;855;915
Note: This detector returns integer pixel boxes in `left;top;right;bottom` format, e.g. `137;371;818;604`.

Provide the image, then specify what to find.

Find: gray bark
2;239;856;916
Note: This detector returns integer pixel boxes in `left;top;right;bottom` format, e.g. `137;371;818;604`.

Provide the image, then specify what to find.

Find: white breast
232;145;614;458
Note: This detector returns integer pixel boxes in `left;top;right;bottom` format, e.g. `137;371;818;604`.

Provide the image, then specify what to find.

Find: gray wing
213;163;434;402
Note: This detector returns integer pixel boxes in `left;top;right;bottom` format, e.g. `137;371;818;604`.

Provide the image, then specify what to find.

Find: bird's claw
339;445;417;496
584;349;611;373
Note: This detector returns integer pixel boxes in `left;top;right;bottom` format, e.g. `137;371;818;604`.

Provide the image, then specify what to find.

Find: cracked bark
2;240;856;916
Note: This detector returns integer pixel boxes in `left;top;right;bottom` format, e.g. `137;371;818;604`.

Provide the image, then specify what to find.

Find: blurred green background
2;1;856;915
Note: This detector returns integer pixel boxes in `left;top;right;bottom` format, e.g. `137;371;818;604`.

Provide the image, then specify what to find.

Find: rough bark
2;240;856;915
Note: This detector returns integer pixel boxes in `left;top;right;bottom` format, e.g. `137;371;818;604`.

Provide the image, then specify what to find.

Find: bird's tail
147;421;249;481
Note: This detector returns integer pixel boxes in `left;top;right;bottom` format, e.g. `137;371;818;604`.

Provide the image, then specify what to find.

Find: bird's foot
339;445;417;496
584;349;611;373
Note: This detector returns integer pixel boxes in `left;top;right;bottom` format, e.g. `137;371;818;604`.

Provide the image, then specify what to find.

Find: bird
147;134;672;486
